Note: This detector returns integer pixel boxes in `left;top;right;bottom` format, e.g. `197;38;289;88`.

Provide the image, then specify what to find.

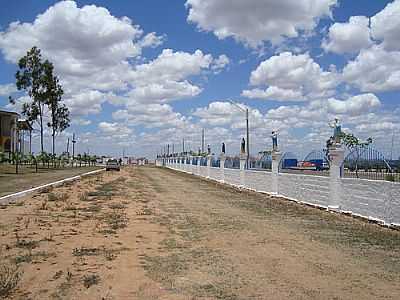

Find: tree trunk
39;104;44;153
52;133;55;157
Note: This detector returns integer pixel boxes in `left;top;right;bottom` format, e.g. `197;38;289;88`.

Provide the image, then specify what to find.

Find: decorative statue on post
221;142;226;154
240;138;246;154
271;131;278;152
328;118;342;147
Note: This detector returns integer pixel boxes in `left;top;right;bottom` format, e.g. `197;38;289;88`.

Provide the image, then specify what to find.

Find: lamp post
72;133;76;167
229;100;250;168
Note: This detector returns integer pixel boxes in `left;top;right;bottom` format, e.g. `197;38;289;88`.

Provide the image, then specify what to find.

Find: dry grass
0;165;101;197
0;262;22;298
82;274;100;289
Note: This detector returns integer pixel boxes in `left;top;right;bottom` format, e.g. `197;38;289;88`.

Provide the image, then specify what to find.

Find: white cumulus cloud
0;83;17;96
327;93;381;116
343;45;400;92
322;16;372;54
371;0;400;51
185;0;337;47
243;52;339;101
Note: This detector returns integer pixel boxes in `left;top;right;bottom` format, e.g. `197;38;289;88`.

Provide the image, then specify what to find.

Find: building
17;119;33;154
0;110;33;154
0;109;18;153
137;157;148;165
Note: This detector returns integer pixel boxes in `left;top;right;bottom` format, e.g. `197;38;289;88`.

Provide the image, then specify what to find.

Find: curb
0;168;105;205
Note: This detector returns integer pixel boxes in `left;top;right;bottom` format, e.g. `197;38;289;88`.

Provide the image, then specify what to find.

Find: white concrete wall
341;178;400;225
162;159;399;226
278;173;330;208
199;165;208;177
245;170;273;193
209;167;221;181
224;168;241;186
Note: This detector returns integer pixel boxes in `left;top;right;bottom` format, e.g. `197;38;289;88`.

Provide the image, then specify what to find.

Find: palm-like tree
0;152;8;164
77;154;82;167
90;155;97;166
10;151;24;174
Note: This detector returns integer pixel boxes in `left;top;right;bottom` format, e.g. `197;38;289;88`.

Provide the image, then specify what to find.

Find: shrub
82;274;100;288
0;263;22;298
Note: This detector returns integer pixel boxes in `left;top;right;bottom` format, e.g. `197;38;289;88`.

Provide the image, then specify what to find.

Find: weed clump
72;247;101;257
104;209;128;230
48;192;69;202
82;274;100;288
0;263;22;298
79;192;89;202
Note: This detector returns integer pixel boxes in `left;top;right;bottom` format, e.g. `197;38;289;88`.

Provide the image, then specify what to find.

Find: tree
44;62;70;156
11;47;49;153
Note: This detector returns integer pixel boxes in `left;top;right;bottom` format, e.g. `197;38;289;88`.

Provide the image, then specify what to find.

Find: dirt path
1;166;399;299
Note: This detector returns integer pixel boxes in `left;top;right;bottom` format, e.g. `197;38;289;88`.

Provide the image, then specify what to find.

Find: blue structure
224;156;240;169
212;157;220;167
279;152;298;171
251;152;272;170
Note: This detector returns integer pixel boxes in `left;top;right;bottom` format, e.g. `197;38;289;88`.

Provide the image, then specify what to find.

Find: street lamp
229;100;250;169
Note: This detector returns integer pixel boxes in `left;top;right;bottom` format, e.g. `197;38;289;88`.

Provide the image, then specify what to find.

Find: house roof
0;109;19;116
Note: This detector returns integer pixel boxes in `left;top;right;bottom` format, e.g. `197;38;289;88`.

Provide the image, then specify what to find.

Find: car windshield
107;160;118;164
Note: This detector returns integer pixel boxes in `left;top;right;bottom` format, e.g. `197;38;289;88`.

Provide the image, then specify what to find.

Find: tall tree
10;47;48;153
44;62;70;156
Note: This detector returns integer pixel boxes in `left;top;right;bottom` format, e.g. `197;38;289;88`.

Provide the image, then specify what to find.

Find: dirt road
1;166;399;299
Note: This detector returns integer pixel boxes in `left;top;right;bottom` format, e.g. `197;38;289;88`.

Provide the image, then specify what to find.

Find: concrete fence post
207;155;212;178
189;156;193;174
271;151;282;195
197;156;201;175
239;155;246;187
220;154;225;183
328;147;345;210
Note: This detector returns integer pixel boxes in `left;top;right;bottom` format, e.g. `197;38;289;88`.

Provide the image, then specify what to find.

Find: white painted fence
161;157;400;227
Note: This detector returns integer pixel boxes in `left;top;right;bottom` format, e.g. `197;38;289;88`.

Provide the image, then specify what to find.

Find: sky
0;0;399;159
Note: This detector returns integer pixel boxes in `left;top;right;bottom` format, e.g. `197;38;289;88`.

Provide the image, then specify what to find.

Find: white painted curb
0;168;105;204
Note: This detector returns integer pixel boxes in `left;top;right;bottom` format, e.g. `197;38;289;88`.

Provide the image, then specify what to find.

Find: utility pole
167;144;170;156
72;133;76;166
390;131;395;161
201;128;205;153
66;138;70;158
246;108;250;167
172;144;174;156
182;138;185;154
229;100;250;168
